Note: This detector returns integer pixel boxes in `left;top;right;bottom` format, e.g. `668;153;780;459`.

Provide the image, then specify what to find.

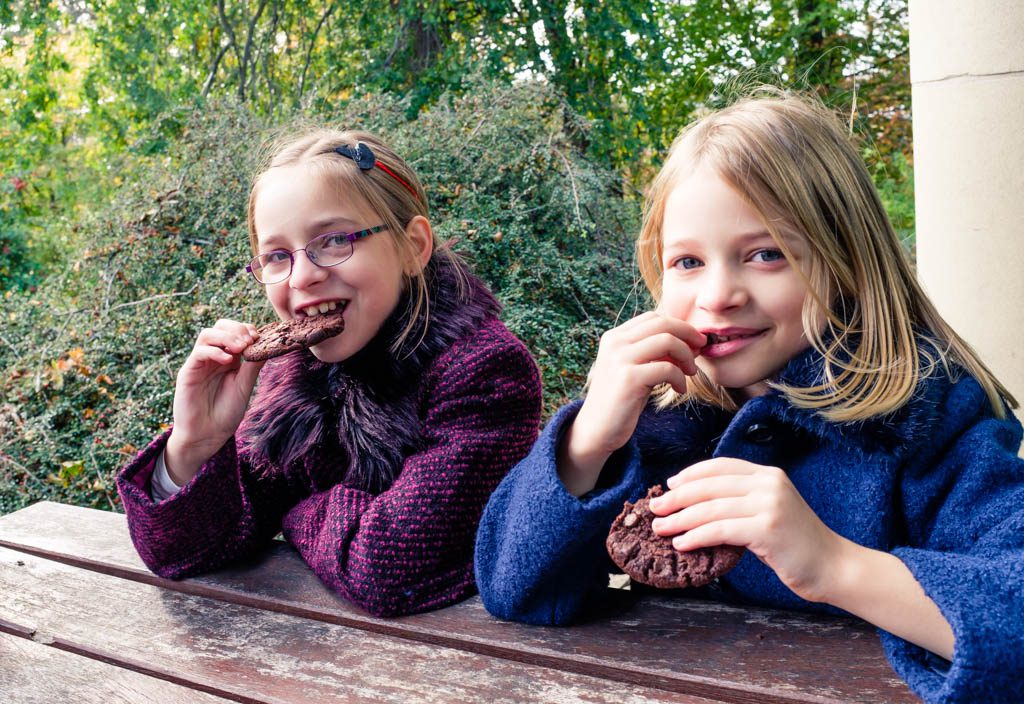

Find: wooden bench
0;501;918;703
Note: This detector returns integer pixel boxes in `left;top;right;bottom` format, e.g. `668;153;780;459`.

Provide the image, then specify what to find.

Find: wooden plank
0;546;713;704
0;631;234;704
0;501;918;704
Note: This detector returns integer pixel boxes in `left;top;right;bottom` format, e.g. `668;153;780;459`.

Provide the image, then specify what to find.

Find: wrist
815;536;874;608
164;430;220;485
556;420;614;497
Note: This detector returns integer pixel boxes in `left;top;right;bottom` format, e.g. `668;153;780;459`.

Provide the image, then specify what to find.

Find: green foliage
1;1;912;291
869;148;915;249
0;79;640;514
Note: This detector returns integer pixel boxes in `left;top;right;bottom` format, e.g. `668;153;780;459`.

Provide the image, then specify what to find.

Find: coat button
744;423;774;444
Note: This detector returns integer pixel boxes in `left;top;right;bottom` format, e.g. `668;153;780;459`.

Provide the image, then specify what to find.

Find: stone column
910;0;1024;428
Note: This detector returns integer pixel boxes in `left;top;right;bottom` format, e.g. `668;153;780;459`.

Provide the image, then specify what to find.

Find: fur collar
238;253;500;493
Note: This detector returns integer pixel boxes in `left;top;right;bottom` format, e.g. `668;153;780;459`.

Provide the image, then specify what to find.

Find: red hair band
334;143;421;203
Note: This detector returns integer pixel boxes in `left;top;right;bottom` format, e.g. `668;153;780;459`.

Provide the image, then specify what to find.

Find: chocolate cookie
606;485;745;589
242;313;345;362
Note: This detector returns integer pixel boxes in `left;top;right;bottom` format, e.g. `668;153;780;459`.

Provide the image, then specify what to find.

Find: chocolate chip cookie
241;314;345;362
606;485;745;589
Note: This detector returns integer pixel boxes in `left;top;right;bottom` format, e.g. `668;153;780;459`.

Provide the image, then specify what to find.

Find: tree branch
215;0;243;100
239;0;271;102
201;40;230;99
298;2;337;102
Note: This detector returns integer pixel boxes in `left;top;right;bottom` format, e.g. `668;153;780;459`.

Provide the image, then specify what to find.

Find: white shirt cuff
150;450;184;502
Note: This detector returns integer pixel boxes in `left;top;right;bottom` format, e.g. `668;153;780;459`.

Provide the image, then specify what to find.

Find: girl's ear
403;215;434;274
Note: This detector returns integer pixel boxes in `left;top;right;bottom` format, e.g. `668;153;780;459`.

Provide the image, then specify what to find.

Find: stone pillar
909;0;1024;428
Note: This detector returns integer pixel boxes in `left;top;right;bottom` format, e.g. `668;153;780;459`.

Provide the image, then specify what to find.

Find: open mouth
297;300;348;319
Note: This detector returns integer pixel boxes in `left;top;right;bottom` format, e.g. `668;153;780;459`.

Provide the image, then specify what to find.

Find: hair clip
335;143;376;170
334;141;421;202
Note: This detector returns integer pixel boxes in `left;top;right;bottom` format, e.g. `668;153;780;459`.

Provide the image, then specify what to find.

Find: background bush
0;79;641;514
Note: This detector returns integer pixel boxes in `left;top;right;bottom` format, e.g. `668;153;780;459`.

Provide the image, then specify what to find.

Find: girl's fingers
604;312;705;350
235;356;267;396
633;361;689;394
650;474;754;515
666;457;761;489
620;313;706;350
629;333;699;374
670;517;751;552
651;496;749;536
184;344;237;369
195;326;256;355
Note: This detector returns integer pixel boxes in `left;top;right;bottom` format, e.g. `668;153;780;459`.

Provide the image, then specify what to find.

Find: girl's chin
309;338;350;363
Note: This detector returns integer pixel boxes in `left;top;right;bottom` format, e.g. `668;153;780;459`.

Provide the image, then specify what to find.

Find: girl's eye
751;249;785;264
673;256;702;270
324;233;349;247
263;251;290;264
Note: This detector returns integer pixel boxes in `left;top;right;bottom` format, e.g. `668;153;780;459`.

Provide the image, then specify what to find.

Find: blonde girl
476;92;1023;703
118;130;542;617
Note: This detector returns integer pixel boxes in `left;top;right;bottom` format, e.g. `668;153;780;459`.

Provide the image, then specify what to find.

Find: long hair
247;128;466;353
636;90;1016;420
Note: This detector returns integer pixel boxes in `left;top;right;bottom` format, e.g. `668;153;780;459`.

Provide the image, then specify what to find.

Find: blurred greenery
0;1;913;513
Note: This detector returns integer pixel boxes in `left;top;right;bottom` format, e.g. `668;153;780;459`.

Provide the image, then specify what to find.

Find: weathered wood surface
0;546;709;704
0;631;234;704
0;502;920;704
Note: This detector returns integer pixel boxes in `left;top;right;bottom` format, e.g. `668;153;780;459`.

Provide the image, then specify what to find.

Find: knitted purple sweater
117;260;542;617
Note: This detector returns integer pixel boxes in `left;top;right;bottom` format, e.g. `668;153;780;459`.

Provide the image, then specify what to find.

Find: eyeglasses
245;224;389;284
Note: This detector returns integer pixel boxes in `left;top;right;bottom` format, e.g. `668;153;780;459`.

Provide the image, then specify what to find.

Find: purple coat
118;257;542;616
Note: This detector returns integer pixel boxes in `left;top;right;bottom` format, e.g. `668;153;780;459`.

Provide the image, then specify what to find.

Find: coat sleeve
278;327;542;617
884;376;1024;703
115;431;296;578
474;400;654;625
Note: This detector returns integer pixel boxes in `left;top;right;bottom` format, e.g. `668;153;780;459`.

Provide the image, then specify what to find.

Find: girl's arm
116;429;298;577
651;459;954;659
653;375;1024;702
476;400;648;625
825;539;953;659
557;312;704;496
279;320;542;617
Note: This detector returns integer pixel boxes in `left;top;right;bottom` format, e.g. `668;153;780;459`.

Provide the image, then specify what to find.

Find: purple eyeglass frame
245;224;389;283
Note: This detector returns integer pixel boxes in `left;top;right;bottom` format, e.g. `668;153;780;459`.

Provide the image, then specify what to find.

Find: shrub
0;78;641;514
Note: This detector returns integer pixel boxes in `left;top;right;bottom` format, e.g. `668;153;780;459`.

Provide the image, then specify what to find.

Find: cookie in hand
606;485;745;589
242;314;345;362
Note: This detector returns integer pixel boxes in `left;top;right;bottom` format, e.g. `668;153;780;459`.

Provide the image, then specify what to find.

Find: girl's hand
557;312;705;496
165;319;265;484
648;458;844;603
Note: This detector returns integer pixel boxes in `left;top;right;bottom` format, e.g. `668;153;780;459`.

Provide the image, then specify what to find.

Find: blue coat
475;345;1024;703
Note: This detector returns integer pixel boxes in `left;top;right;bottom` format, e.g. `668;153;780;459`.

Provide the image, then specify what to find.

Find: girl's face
658;165;819;400
253;165;408;363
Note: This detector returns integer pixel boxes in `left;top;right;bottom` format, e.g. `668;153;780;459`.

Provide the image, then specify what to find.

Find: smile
701;329;767;358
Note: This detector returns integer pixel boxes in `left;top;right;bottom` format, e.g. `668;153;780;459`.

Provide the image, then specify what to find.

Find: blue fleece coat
475;345;1024;703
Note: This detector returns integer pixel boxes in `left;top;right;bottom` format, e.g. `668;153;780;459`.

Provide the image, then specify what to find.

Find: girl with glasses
475;90;1024;702
116;130;542;617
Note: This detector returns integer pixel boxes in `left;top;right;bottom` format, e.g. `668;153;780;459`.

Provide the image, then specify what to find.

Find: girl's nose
289;250;328;289
696;265;747;312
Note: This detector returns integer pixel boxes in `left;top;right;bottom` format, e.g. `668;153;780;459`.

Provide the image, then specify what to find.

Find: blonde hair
247;129;464;353
637;90;1017;421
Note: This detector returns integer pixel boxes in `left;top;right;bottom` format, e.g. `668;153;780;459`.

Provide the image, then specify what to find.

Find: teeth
301;301;345;318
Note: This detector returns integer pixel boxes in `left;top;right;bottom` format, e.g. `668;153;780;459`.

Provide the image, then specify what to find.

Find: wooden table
0;501;918;703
